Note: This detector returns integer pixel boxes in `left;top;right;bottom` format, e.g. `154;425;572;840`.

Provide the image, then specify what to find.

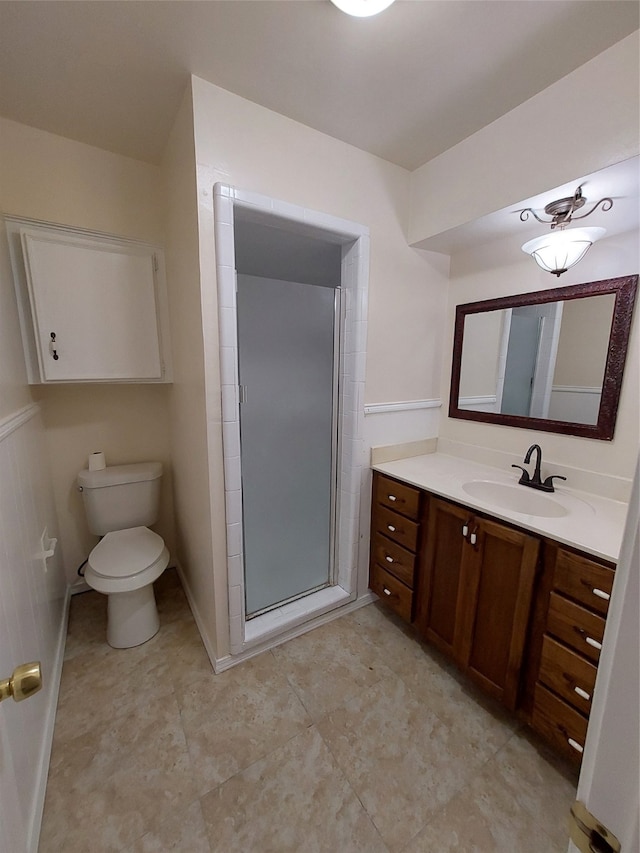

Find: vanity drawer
553;549;614;616
371;533;416;588
547;592;605;663
373;474;421;520
370;563;413;622
531;683;588;765
539;635;597;716
372;504;419;553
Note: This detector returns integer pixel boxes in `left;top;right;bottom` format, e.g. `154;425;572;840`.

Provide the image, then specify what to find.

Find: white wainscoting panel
363;399;441;448
0;404;69;852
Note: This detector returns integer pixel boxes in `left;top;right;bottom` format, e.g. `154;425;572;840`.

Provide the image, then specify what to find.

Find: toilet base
107;584;160;648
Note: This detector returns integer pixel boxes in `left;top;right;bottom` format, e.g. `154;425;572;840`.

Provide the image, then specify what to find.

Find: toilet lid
89;527;165;578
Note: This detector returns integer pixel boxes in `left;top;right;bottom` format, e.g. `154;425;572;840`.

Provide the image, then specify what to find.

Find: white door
0;408;67;852
569;457;639;851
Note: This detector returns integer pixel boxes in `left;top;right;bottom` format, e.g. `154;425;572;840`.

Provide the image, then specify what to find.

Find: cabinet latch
569;800;620;853
49;331;59;360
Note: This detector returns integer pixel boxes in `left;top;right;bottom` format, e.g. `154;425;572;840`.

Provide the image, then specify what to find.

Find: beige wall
440;228;639;497
0;117;175;582
0;219;32;420
409;33;640;246
190;76;450;660
191;76;450;408
160;87;220;656
553;294;615;388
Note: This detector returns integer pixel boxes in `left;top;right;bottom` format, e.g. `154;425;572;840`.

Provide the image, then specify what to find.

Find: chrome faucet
512;444;567;493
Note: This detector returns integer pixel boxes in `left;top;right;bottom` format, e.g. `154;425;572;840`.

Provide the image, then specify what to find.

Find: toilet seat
85;526;169;595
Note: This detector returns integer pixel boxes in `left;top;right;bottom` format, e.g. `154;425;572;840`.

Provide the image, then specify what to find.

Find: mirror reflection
458;294;615;425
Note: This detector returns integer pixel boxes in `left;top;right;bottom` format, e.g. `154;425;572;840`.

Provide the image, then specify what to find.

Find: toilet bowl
78;461;169;649
85;527;169;648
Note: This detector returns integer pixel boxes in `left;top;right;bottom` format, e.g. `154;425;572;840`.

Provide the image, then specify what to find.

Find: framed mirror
449;274;637;440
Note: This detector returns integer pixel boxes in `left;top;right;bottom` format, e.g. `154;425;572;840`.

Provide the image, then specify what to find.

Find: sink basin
462;480;569;518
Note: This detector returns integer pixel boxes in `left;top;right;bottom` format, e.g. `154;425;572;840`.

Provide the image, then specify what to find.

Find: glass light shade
330;0;395;16
521;227;606;276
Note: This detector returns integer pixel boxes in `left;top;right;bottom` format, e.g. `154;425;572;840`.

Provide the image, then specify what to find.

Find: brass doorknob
0;662;42;703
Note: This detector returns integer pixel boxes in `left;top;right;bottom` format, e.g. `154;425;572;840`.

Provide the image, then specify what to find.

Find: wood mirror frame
449;274;638;440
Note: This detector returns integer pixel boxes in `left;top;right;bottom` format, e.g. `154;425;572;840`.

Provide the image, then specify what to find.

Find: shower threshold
246;580;331;621
243;584;352;649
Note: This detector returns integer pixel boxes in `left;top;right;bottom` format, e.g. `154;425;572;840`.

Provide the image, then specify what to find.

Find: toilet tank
78;462;163;535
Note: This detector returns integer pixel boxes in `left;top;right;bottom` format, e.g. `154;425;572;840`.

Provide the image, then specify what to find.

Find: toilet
77;461;169;648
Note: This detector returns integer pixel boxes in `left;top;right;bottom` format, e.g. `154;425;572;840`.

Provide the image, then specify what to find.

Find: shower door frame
213;184;370;657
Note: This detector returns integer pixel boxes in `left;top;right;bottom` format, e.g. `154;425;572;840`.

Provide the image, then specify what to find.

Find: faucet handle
511;464;531;484
542;474;567;492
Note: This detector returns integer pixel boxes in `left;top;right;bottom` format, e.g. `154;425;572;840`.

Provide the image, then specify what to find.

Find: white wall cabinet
6;218;172;383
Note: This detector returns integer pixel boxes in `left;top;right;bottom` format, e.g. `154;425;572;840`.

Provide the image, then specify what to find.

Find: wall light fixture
520;187;613;277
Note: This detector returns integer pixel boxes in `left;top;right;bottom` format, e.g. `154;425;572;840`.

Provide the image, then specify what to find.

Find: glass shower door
236;274;338;617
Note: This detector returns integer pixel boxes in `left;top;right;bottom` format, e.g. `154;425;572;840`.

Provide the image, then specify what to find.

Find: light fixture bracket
520;186;613;229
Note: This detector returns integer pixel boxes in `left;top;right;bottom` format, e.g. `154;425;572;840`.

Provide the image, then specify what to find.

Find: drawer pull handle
387;495;397;502
470;531;477;546
574;686;591;701
567;738;584;754
585;636;602;651
385;556;394;563
592;587;610;601
383;587;392;596
387;525;396;533
462;524;469;537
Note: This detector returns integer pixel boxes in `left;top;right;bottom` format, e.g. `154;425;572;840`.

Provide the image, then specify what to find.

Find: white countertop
372;453;628;564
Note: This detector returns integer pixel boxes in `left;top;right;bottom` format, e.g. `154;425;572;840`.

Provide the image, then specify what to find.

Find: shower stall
214;185;369;659
236;272;340;617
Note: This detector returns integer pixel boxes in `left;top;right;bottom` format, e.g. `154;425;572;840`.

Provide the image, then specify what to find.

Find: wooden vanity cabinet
369;473;424;623
369;470;618;764
415;497;540;710
529;543;614;765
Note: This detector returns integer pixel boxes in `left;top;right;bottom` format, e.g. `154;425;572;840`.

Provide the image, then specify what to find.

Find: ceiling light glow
330;0;396;17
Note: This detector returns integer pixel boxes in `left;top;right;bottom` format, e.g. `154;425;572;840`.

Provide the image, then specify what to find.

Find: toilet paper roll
88;451;106;471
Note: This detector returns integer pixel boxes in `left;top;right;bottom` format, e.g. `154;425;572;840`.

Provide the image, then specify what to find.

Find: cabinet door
459;517;539;709
21;229;163;381
416;498;470;658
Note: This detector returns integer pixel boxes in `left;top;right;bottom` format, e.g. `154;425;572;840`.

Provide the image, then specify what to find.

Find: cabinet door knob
387;494;397;502
385;556;394;563
470;532;477;546
383;587;392;596
462;524;469;537
387;525;396;533
585;636;602;651
567;738;584;754
574;686;591;701
592;588;610;601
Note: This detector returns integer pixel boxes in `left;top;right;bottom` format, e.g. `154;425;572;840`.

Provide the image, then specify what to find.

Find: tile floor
39;570;577;852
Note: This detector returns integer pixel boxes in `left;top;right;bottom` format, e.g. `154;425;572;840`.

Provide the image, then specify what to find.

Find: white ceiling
0;0;637;170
